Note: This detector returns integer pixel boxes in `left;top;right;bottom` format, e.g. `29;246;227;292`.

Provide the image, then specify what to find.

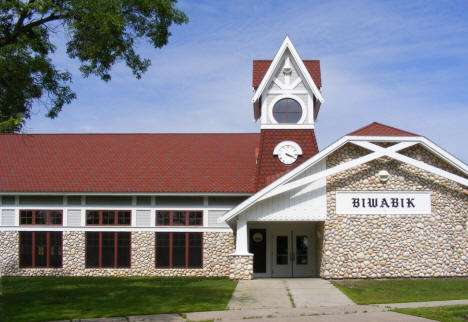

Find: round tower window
272;98;302;123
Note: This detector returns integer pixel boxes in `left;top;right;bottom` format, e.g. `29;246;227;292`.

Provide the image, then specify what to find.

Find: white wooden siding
136;209;151;226
208;210;229;227
67;209;82;226
242;159;327;221
0;195;241;230
1;209;15;226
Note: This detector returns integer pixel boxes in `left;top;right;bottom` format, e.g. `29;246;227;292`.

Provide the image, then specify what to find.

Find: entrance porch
235;221;324;278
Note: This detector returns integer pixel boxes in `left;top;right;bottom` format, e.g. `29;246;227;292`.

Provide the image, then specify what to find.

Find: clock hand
285;153;295;158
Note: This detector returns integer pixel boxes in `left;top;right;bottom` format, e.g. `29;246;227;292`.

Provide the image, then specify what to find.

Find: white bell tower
252;36;324;130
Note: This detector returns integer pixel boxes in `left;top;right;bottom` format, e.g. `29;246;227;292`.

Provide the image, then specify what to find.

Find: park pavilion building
1;37;467;279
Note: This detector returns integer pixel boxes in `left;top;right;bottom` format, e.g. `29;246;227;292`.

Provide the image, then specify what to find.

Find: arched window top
272;98;302;124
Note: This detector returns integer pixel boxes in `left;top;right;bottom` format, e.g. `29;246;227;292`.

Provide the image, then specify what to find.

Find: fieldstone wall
0;231;234;277
229;254;253;280
322;144;468;279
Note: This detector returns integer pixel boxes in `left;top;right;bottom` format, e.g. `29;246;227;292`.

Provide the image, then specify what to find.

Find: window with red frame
85;232;131;268
20;210;62;225
156;211;202;226
155;232;202;268
86;210;131;225
19;232;62;268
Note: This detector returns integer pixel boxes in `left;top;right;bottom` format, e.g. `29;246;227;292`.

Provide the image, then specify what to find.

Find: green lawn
332;279;468;304
394;305;468;322
0;276;237;322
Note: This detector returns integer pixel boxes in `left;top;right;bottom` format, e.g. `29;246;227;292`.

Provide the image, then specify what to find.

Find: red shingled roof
348;122;418;136
252;60;321;89
255;129;319;191
0;133;260;193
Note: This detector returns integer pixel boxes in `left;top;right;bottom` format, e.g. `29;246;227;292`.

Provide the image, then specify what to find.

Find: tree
0;0;188;133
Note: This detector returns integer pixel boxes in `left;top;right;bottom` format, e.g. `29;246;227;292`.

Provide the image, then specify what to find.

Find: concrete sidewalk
71;299;468;321
60;279;468;321
124;299;468;321
228;278;354;309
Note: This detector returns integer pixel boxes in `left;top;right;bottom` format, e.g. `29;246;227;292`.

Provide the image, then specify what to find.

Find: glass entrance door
293;234;313;277
272;233;291;277
272;231;314;277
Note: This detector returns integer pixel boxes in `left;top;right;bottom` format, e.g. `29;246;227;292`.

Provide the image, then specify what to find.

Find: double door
272;231;314;277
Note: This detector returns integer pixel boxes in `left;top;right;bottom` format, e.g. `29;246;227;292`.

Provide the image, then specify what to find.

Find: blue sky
27;0;468;162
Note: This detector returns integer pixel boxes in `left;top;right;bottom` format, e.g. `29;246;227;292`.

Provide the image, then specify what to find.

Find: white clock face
277;144;299;164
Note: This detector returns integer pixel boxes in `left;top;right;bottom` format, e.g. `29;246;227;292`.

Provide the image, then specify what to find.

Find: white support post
131;196;137;227
63;196;68;226
150;196;156;226
203;196;209;227
14;195;19;226
233;217;251;255
80;196;86;226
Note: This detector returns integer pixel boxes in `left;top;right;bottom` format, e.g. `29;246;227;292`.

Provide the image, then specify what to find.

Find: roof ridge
0;132;261;136
348;122;418;136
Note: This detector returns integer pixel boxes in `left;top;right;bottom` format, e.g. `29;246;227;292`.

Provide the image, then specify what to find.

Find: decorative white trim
229;251;253;256
268;90;309;95
0;192;253;196
218;137;349;223
203;197;209;227
352;141;468;187
0;226;233;232
267;94;307;125
290;78;303;90
261;124;315;130
261;142;417;201
63;196;68;226
272;78;284;89
14;196;19;226
252;36;324;104
80;196;86;226
131;196;137;226
219;135;468;224
346;135;468;174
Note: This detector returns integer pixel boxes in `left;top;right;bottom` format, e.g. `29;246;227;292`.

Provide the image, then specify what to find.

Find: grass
286;287;296;308
0;276;237;322
332;278;468;304
394;305;468;322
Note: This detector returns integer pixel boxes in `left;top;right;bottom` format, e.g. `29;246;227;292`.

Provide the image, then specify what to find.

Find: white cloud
26;0;468;162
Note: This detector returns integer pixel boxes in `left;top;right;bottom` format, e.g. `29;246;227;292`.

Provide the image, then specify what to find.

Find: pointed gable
253;60;322;89
251;36;324;105
348;122;418;137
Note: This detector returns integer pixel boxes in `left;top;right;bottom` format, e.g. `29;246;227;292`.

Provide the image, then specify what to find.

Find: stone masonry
229;254;253;280
0;231;235;277
322;143;468;279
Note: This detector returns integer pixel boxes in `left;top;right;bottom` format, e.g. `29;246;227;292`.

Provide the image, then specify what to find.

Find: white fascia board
0;192;253;196
251;36;324;104
346;135;422;142
347;135;468;175
0;226;233;232
219;136;350;223
418;137;468;175
261;124;315;130
219;134;468;224
352;140;468;186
